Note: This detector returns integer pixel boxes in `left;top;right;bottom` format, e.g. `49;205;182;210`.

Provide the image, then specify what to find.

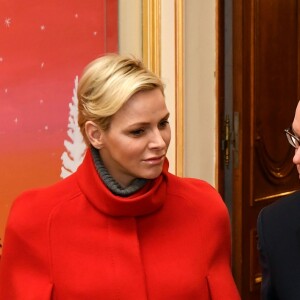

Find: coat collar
75;149;168;217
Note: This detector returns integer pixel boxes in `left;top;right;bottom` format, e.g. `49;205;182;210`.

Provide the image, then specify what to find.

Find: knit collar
90;146;148;197
75;149;168;217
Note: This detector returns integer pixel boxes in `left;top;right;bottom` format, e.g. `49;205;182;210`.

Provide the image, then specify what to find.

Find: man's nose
293;147;300;164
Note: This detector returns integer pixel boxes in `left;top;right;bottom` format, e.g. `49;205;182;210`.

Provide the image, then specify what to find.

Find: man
258;101;300;300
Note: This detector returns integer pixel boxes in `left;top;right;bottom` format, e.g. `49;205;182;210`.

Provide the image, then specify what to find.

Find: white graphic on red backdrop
4;18;11;27
0;0;118;225
60;76;86;178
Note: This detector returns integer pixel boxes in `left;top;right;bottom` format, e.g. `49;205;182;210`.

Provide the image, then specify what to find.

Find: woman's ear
85;121;103;149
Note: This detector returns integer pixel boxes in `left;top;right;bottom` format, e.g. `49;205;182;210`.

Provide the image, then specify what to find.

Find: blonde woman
0;54;240;299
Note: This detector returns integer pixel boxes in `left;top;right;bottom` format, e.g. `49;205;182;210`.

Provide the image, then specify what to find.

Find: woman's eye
130;129;145;136
159;120;169;128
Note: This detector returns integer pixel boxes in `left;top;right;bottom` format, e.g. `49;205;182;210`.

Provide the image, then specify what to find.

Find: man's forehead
292;102;300;134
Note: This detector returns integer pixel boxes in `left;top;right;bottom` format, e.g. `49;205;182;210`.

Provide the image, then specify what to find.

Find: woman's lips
143;155;164;164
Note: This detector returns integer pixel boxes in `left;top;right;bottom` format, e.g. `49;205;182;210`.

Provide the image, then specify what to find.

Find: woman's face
99;88;171;187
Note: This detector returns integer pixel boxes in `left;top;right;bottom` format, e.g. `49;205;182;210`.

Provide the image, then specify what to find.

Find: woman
0;54;240;299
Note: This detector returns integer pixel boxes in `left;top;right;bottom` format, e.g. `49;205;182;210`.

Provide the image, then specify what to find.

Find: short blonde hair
77;54;164;144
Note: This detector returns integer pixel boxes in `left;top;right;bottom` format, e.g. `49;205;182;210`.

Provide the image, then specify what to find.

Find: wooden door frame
217;0;225;196
231;0;243;292
217;0;243;292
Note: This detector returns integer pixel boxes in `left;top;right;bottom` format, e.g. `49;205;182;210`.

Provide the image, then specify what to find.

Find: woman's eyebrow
162;112;170;119
126;113;170;129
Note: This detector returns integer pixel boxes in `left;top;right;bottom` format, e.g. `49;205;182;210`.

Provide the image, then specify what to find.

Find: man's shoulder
258;190;300;298
263;191;300;213
259;190;300;227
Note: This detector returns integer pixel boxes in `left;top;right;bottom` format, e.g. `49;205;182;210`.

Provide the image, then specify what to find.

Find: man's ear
85;121;103;149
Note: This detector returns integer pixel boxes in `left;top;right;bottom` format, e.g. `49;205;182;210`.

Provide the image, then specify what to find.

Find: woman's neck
90;146;148;197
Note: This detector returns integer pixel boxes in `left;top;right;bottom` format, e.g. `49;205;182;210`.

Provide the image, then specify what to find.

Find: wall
118;0;142;59
184;1;217;185
119;1;218;185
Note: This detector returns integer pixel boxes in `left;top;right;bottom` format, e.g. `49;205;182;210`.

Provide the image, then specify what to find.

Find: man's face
292;101;300;177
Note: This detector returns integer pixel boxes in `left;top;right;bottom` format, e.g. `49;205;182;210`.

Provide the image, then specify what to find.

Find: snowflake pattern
4;18;11;27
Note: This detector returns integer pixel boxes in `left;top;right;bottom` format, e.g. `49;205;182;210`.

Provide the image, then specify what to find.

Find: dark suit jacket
257;191;300;300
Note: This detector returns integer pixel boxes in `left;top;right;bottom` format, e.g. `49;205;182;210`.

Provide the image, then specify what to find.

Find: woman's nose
149;130;166;149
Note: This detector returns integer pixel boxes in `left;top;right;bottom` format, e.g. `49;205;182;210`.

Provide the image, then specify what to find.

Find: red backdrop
0;0;118;241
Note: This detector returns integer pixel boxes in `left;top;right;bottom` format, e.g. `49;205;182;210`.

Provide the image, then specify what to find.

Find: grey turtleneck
90;146;148;197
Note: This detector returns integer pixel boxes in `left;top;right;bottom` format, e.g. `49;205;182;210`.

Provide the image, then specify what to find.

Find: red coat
0;150;240;299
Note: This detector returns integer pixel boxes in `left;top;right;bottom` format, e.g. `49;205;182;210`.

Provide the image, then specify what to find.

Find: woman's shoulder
166;172;225;210
165;174;230;233
167;172;219;195
7;174;81;228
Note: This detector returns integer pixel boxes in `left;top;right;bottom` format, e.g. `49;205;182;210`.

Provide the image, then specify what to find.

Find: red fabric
0;149;240;299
